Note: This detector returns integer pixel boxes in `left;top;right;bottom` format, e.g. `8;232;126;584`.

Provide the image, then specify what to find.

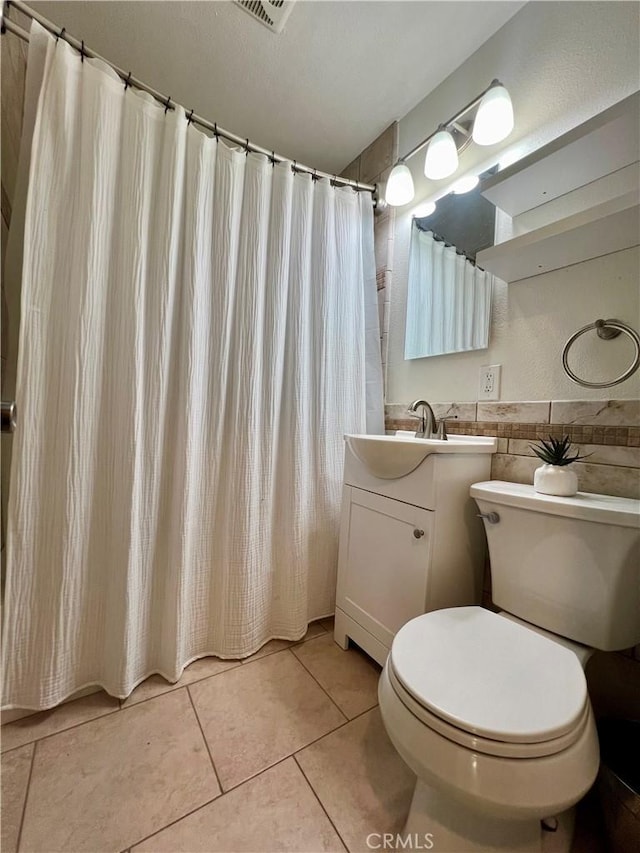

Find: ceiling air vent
235;0;295;33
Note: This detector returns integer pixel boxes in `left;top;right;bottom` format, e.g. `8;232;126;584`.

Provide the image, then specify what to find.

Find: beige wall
384;0;640;404
341;122;398;394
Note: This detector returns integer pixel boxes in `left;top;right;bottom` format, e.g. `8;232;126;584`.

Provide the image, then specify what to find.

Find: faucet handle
435;415;458;441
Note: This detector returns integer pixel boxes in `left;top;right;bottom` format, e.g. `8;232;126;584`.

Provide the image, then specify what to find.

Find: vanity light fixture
472;81;514;146
424;126;459;180
452;175;480;194
384;79;514;206
384;159;415;206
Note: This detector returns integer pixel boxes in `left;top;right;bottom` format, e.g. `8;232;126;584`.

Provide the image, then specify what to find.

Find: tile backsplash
386;398;640;499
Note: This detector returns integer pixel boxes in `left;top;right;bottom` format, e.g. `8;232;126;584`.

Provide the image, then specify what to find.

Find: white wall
387;1;640;404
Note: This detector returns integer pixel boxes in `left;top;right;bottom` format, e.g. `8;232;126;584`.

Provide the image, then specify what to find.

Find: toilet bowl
379;607;599;851
378;482;640;852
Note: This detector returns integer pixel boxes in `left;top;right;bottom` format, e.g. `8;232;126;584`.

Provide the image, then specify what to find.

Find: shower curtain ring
80;40;85;62
124;71;132;91
271;151;275;166
56;26;66;43
164;96;172;114
245;138;250;156
214;123;219;140
187;109;194;125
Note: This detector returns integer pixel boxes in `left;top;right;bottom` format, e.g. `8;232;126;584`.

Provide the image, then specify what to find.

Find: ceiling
29;1;526;174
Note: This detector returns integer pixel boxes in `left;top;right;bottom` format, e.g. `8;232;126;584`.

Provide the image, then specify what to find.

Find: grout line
162;697;376;805
186;685;224;795
293;754;349;853
118;661;244;712
15;739;37;853
126;786;227;851
128;753;297;850
172;699;376;804
286;646;349;721
240;622;330;665
292;704;379;758
68;703;378;851
1;701;121;754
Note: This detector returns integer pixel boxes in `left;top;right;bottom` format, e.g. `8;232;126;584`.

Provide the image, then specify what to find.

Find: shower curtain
2;22;383;710
405;229;492;359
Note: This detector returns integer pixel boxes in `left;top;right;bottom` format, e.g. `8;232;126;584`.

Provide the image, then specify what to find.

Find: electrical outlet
479;364;501;400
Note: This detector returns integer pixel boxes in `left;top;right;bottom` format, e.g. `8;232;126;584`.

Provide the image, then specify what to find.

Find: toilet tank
470;481;640;651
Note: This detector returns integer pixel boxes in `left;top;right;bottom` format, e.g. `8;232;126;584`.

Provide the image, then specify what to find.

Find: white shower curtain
2;23;383;710
405;229;492;359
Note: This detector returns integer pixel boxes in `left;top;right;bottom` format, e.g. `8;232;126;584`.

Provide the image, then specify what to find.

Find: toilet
378;480;640;852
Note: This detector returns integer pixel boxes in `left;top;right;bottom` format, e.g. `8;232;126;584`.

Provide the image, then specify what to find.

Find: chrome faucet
407;399;437;439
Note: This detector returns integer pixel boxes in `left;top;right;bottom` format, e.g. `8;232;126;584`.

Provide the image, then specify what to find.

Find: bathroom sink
345;433;497;479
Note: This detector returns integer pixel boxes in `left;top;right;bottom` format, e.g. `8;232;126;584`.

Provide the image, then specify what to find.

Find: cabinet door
337;487;434;650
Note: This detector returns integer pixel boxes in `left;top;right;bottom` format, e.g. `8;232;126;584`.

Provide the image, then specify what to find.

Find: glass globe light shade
472;83;514;146
424;128;459;180
385;161;415;206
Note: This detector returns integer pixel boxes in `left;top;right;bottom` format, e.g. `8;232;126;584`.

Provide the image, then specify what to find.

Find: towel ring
562;319;640;388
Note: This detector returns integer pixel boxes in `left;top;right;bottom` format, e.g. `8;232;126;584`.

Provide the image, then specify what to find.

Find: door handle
1;401;17;434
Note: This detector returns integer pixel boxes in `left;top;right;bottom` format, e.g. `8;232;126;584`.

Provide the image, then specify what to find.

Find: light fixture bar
400;80;502;165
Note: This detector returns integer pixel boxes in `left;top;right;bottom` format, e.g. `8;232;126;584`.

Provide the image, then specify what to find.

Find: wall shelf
477;92;640;282
477;191;639;283
481;92;639;217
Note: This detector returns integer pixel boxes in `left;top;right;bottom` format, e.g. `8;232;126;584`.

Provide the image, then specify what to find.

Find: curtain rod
414;225;483;269
1;0;377;197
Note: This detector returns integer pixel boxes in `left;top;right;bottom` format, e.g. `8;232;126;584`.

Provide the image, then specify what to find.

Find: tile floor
1;617;607;853
1;618;415;853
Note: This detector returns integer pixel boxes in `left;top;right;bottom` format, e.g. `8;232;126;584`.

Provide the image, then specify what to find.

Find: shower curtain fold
2;21;383;710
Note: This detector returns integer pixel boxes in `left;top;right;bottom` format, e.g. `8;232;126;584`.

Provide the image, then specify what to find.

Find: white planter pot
534;463;578;497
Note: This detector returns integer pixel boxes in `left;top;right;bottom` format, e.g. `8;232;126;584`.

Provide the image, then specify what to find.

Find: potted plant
530;435;589;497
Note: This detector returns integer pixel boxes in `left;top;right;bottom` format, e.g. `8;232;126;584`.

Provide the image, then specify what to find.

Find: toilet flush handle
477;511;500;524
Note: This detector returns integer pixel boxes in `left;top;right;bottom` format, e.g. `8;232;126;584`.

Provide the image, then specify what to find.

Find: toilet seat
389;607;589;757
387;660;591;758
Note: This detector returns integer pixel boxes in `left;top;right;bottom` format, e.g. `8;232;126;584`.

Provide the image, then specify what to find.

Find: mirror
405;168;497;360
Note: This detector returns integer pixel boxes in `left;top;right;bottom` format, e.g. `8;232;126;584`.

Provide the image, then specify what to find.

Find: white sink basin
345;433;498;479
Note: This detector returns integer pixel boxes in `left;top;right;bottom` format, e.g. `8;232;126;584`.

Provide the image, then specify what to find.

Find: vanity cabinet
334;436;495;665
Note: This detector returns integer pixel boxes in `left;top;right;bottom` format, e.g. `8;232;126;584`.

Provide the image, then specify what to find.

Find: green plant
530;435;589;467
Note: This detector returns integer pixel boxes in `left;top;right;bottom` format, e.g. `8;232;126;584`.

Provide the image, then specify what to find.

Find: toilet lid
390;607;588;744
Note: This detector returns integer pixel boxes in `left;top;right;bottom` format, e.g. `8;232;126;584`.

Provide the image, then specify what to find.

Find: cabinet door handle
413;528;425;539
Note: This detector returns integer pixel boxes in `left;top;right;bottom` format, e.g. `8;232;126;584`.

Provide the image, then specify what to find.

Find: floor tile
241;622;327;663
134;758;346;852
20;688;220;853
292;634;380;718
1;691;119;752
1;742;34;853
320;616;335;633
189;649;346;790
296;708;415;853
122;656;241;707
